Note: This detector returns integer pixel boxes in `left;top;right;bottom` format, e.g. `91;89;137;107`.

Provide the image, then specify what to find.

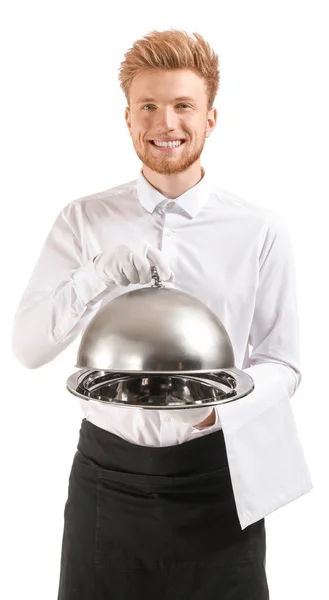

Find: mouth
149;139;186;151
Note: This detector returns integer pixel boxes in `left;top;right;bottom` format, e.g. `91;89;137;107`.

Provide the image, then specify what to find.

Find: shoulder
207;182;293;265
209;181;289;234
58;178;138;222
210;182;272;219
73;178;137;210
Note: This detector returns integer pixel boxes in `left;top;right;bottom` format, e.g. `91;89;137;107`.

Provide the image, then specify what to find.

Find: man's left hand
168;407;216;429
194;408;216;429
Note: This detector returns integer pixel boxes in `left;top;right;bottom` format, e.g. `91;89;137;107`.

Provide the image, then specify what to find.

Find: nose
153;107;179;132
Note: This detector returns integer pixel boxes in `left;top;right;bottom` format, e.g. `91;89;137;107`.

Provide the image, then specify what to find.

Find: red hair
118;29;220;109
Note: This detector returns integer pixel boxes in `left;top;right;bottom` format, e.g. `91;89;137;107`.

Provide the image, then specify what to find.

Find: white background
1;1;328;598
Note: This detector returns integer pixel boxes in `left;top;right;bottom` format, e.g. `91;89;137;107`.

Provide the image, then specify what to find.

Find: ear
125;107;132;136
205;107;217;138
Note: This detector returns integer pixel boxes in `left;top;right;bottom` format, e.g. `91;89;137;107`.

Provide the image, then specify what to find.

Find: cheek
134;121;149;140
181;116;201;135
129;112;147;133
130;126;144;143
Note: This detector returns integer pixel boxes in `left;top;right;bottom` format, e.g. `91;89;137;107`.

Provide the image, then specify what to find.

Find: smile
149;140;185;150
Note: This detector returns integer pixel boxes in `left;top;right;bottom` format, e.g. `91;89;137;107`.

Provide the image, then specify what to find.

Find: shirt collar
137;167;211;218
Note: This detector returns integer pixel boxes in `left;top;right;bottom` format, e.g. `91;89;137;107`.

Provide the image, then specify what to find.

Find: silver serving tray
66;368;254;409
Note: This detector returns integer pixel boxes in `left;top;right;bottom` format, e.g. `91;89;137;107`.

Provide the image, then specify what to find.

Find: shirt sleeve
215;212;302;429
12;202;110;369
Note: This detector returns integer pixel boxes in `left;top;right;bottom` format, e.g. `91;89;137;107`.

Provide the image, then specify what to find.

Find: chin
145;157;202;175
152;165;190;175
135;141;205;175
140;153;199;175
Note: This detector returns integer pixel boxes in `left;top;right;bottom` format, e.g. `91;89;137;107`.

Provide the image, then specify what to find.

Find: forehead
130;68;208;103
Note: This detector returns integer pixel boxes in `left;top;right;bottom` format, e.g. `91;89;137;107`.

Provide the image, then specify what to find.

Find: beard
132;129;207;175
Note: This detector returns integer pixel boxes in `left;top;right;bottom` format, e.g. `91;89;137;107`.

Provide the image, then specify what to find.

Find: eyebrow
135;96;196;104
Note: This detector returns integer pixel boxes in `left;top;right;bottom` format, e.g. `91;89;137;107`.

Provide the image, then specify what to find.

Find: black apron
57;419;269;599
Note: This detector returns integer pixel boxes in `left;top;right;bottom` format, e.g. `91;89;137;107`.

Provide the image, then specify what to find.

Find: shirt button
71;313;78;318
93;287;99;293
164;415;171;423
166;230;172;237
167;201;175;208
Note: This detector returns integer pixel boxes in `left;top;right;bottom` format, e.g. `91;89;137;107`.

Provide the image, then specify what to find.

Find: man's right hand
93;244;174;287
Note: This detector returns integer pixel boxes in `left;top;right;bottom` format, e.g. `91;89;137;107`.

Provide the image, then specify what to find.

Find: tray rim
66;368;254;409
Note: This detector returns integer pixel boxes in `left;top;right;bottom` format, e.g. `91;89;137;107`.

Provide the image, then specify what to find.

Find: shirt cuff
72;259;109;305
216;363;297;435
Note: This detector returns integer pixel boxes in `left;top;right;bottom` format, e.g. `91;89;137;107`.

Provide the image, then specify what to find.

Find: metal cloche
67;269;254;409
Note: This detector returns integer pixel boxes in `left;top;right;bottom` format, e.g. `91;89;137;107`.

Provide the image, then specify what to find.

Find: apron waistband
77;418;228;477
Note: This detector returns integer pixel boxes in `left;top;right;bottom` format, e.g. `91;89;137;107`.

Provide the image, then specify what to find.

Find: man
12;29;312;599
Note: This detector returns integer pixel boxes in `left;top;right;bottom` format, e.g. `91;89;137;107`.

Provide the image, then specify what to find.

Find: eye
176;103;191;109
142;104;155;110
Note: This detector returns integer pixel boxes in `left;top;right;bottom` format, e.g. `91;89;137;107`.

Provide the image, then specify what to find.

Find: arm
216;212;302;430
11;202;109;369
244;211;301;395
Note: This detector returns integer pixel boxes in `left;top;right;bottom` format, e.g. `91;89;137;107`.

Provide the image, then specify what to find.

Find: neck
142;162;204;199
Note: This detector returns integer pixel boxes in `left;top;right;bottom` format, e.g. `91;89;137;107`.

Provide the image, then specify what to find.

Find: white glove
93;244;173;287
167;406;215;427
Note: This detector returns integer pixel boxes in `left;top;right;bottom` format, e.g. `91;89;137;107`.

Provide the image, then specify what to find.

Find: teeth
153;140;183;148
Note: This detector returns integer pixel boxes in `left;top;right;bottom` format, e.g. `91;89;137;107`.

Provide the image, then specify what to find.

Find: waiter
12;29;312;600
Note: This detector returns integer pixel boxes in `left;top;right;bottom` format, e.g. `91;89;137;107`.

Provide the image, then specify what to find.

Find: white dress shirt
12;169;313;529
